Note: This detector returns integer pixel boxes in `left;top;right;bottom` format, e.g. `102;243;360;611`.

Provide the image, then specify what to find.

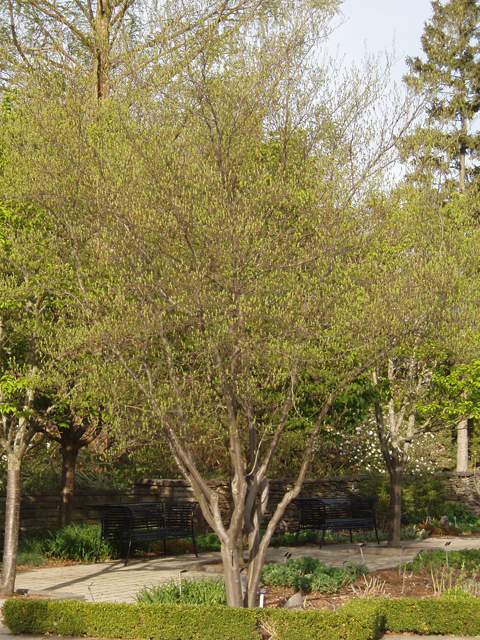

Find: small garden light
445;541;451;569
179;569;188;600
257;587;269;608
358;542;366;564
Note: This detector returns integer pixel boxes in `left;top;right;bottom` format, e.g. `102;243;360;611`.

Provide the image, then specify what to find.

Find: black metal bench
88;501;198;565
292;496;379;548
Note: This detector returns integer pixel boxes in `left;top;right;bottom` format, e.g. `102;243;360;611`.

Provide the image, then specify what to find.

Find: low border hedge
2;599;382;640
5;595;480;640
380;597;480;636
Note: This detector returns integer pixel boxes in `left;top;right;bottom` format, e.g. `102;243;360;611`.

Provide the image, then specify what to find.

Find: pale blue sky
327;0;435;84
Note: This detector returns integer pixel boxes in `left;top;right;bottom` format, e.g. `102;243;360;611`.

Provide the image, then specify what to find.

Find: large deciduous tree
1;4;448;604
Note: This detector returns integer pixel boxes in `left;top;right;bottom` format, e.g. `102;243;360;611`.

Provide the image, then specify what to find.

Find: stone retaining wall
2;472;480;535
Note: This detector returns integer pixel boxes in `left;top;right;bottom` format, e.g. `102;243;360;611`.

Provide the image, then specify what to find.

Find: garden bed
260;568;436;609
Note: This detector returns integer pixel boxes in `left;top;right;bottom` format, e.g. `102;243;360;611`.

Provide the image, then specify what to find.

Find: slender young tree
0;200;48;594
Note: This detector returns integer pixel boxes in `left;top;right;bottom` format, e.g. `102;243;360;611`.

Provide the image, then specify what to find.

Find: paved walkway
3;536;480;638
11;534;480;603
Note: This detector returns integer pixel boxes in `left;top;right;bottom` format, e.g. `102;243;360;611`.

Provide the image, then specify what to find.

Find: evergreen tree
404;0;480;191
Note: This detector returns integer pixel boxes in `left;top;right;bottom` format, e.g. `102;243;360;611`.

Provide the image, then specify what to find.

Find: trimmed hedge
2;600;259;640
261;603;382;640
2;599;382;640
6;595;480;640
381;597;480;636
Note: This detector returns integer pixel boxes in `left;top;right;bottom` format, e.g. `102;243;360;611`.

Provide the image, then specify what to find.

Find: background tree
402;0;480;475
424;359;480;471
403;0;480;191
0;200;51;594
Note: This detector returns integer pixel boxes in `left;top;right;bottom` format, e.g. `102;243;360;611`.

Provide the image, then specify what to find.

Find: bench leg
374;525;380;545
163;539;167;555
318;527;326;549
192;534;198;558
349;530;353;544
94;538;102;563
125;538;133;566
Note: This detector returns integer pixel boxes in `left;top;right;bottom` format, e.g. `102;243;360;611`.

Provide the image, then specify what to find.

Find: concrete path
3;535;480;638
12;534;480;603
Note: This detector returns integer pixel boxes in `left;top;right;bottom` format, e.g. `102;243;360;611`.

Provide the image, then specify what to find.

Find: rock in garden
284;592;304;609
440;516;450;527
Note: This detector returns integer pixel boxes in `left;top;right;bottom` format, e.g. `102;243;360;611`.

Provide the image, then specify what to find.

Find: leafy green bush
261;603;383;640
441;503;479;525
195;532;222;551
442;586;478;600
261;557;367;594
7;595;480;640
1;600;259;640
380;597;480;635
136;576;227;605
2;598;382;640
364;473;448;525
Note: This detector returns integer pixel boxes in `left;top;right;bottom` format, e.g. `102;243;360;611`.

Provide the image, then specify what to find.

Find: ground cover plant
261;557;368;594
407;548;480;572
401;548;480;598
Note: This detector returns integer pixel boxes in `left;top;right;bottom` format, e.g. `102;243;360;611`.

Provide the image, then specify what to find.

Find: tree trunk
245;528;262;607
93;0;111;101
59;444;80;527
220;540;244;606
457;417;469;472
388;468;403;548
0;462;21;594
460;146;466;192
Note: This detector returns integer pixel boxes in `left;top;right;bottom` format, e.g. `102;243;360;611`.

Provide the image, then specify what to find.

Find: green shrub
136;576;227;605
364;473;448;525
1;600;259;640
261;603;383;640
196;532;222;551
441;502;479;525
8;596;480;640
1;599;382;640
379;597;480;635
442;586;478;600
261;556;367;594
